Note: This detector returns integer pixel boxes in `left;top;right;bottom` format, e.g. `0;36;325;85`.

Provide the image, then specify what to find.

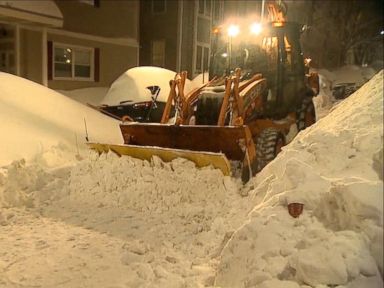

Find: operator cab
208;21;310;118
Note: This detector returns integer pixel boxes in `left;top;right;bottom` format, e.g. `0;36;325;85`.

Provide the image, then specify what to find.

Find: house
0;0;139;90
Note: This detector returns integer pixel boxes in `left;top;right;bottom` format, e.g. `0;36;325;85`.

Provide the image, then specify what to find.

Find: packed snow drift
215;70;383;288
0;69;382;288
58;87;109;106
0;73;122;167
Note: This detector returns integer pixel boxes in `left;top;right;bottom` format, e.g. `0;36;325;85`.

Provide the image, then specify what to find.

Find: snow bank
58;87;108;106
0;149;249;287
317;65;377;87
314;65;378;120
0;69;382;287
102;66;196;105
215;71;384;287
0;73;122;167
68;153;232;213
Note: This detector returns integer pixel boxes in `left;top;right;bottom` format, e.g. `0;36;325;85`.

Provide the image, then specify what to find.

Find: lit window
53;44;94;80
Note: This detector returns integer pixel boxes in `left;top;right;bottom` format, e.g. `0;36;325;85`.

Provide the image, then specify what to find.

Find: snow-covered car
99;66;195;122
99;85;172;122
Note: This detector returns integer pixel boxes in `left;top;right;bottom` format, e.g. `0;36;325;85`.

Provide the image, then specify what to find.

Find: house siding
20;29;43;84
55;0;138;39
1;0;139;91
47;33;136;90
180;0;195;76
139;0;179;70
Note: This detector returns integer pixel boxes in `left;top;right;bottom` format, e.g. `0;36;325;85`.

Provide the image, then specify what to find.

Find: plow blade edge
87;142;231;176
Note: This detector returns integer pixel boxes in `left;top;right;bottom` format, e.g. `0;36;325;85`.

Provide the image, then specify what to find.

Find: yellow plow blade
87;142;231;176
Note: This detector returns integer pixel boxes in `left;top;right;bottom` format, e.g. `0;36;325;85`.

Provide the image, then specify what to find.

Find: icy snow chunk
317;181;383;229
290;245;348;286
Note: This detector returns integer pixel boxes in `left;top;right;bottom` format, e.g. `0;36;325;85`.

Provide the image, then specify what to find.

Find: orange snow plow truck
88;1;319;182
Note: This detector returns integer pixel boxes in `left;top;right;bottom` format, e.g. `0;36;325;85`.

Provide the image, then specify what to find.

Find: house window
195;44;210;73
197;18;211;44
151;40;165;67
152;0;166;14
213;1;223;23
53;44;94;80
198;0;211;16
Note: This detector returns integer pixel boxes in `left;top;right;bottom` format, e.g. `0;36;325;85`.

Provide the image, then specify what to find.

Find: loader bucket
118;123;258;181
120;123;250;160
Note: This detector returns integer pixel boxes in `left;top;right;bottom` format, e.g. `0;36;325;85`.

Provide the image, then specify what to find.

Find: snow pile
58;87;108;106
0;73;122;167
314;65;378;120
0;69;382;287
0;144;77;208
331;65;377;86
0;150;249;287
102;66;196;105
215;70;383;287
68;152;236;213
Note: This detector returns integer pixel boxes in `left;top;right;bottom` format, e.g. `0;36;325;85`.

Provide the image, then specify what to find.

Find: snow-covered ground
0;68;382;288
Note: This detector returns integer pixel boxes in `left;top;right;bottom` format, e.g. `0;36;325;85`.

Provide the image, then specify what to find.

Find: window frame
194;42;210;73
198;0;212;17
52;43;94;81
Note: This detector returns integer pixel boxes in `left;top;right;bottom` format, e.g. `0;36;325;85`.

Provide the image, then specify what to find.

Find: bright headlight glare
228;25;240;37
250;23;262;35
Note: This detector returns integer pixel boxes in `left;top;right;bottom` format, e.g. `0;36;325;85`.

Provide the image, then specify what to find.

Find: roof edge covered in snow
0;0;63;27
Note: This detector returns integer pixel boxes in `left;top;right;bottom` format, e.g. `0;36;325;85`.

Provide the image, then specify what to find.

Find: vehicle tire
255;128;285;172
195;92;225;125
296;97;316;131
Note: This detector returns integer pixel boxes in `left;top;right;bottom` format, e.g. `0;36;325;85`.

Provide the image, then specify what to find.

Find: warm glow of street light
221;52;228;58
228;25;239;37
250;22;262;35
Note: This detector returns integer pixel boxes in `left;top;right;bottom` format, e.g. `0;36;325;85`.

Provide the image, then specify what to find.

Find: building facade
139;0;269;79
139;0;226;79
0;0;139;90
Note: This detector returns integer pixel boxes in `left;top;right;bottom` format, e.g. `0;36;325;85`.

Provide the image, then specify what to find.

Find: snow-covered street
0;68;382;287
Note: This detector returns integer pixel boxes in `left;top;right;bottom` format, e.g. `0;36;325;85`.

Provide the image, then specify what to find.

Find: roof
0;0;63;27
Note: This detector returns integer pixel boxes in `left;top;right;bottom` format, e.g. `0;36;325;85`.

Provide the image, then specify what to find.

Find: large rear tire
296;97;316;131
255;128;285;172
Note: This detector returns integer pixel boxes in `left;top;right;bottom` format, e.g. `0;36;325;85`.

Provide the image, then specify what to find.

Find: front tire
255;128;285;172
296;97;316;131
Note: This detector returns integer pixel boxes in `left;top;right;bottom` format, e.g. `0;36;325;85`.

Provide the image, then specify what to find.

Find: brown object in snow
288;203;304;218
